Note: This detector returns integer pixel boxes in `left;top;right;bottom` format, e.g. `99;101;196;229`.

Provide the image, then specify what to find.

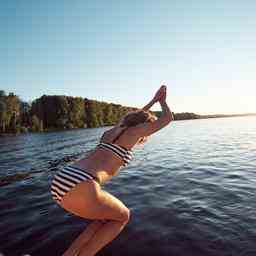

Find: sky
1;0;256;114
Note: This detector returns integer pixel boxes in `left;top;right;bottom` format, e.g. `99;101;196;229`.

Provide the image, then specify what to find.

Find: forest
0;90;201;134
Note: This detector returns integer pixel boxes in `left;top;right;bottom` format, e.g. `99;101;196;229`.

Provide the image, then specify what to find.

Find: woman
50;85;173;256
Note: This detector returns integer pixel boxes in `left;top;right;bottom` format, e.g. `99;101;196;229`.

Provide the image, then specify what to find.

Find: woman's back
71;126;139;184
97;126;134;167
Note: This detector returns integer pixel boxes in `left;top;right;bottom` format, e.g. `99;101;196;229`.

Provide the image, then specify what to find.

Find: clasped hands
152;85;167;104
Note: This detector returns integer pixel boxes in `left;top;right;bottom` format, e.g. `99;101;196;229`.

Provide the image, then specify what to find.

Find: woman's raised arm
142;85;166;111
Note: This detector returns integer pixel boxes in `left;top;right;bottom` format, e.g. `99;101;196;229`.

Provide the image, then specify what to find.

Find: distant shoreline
199;113;256;119
154;111;256;121
1;91;256;135
1;112;255;136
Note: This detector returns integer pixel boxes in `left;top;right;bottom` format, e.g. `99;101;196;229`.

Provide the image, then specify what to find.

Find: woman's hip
50;165;129;223
50;165;100;206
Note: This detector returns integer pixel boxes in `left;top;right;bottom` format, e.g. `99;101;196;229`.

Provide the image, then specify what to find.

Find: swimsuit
96;142;133;167
97;126;133;167
51;126;133;205
51;165;100;205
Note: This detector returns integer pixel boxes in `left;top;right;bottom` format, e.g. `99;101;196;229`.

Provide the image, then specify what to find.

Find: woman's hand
142;85;167;111
152;85;167;103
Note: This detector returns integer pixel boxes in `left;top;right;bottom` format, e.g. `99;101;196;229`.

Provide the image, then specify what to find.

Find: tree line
0;90;204;134
0;90;140;133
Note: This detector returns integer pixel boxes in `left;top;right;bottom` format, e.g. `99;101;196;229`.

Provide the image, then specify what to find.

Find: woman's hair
117;110;157;145
119;109;157;128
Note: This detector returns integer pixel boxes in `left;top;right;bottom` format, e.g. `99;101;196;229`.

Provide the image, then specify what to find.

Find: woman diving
50;85;173;256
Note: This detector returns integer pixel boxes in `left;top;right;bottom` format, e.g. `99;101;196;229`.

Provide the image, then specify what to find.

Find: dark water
1;116;256;256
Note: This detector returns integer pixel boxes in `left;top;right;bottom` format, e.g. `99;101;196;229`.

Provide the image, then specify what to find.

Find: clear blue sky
2;0;256;114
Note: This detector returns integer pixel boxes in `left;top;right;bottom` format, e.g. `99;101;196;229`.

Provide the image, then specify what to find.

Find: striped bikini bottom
51;165;100;205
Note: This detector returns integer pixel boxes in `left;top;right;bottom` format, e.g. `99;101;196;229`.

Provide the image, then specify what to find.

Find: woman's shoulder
101;125;138;145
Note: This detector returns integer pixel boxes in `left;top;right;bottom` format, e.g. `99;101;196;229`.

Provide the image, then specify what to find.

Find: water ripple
1;117;256;255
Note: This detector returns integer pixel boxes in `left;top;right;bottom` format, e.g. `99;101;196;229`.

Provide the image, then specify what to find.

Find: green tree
85;99;100;128
102;103;114;125
39;119;44;132
4;93;20;132
68;97;86;128
9;112;17;133
0;100;6;132
31;115;41;132
56;96;69;128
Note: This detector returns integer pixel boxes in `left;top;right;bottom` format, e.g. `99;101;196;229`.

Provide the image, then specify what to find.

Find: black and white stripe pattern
97;142;133;167
50;165;95;205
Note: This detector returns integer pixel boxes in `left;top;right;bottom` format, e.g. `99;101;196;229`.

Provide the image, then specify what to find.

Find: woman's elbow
165;113;174;123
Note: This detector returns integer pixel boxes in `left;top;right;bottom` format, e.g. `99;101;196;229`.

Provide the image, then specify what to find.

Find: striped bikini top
97;127;133;167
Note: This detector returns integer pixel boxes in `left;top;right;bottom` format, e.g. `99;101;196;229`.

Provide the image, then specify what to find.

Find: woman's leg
60;180;131;256
78;218;129;256
62;220;106;256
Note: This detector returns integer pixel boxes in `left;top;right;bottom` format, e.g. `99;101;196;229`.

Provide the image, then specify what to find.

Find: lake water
1;116;256;256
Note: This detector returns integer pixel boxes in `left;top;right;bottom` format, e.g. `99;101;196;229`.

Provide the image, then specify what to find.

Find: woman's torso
71;126;139;185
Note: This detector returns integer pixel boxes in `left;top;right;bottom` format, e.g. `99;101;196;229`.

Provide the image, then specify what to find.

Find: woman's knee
120;208;130;224
96;190;131;223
